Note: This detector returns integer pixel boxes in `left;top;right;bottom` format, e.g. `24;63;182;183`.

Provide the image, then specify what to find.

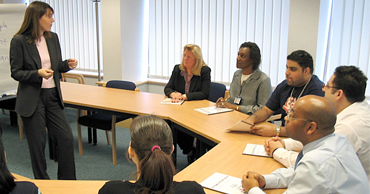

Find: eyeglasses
286;109;312;122
322;83;339;89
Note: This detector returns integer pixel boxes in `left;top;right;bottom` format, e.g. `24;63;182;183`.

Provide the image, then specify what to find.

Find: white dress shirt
249;133;369;194
272;100;370;185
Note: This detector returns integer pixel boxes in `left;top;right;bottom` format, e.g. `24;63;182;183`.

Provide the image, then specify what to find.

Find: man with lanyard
243;50;324;137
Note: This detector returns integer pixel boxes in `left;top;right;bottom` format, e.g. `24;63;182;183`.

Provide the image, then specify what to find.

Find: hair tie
151;145;161;152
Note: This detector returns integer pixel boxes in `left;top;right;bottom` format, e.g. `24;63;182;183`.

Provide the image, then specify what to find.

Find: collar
301;133;334;155
337;100;367;121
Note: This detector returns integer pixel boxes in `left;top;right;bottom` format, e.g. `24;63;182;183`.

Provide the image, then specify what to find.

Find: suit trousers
21;88;76;180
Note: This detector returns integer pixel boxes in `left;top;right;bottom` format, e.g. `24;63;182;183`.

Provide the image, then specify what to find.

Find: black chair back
209;82;226;103
106;80;136;91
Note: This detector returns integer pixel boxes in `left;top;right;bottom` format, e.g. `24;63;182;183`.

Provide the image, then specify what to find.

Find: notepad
243;143;271;157
194;106;233;115
225;120;252;132
200;172;245;194
160;98;184;105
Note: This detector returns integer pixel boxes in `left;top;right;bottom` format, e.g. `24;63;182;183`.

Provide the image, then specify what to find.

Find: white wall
101;0;146;82
287;0;321;67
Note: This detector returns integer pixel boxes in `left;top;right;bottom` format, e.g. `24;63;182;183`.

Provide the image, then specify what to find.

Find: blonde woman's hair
179;44;207;76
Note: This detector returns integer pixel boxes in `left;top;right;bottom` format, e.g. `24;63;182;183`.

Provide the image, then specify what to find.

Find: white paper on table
200;172;245;194
195;106;233;115
242;144;271;157
160;98;184;105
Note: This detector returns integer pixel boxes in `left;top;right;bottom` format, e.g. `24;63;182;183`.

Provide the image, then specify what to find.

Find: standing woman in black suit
9;1;77;180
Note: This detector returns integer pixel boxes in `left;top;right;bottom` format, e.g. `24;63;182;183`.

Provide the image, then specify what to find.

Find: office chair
77;80;137;164
61;73;85;84
209;82;227;102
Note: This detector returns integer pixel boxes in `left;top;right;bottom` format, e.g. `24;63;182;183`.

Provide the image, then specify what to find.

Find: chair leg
93;128;97;145
77;110;83;155
112;116;117;165
105;131;111;145
88;127;92;143
17;114;24;140
112;129;117;165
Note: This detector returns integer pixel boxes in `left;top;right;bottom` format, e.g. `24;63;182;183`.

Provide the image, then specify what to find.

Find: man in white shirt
264;66;370;184
242;95;369;194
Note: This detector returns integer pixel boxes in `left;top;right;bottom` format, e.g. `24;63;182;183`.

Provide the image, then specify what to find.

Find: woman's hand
170;92;184;102
216;97;237;110
68;58;78;69
38;68;54;79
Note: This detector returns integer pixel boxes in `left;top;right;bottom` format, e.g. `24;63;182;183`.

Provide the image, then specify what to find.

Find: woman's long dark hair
130;115;176;194
0;126;16;194
14;1;53;43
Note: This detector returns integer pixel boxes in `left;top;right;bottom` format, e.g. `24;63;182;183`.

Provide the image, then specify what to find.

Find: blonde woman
164;44;211;102
164;44;211;163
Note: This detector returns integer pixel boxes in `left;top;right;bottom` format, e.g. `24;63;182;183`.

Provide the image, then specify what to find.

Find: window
316;0;370;96
30;0;102;74
148;0;290;86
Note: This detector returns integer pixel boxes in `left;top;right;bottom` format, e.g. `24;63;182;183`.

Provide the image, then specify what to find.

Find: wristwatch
276;126;280;137
182;94;187;100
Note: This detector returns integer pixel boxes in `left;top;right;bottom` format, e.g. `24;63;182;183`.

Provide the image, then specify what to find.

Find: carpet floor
1;108;188;180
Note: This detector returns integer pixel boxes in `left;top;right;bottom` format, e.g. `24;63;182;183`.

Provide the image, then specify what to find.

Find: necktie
294;151;303;170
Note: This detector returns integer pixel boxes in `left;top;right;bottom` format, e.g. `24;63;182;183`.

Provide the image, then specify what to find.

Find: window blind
30;0;101;73
148;0;290;86
316;0;370;96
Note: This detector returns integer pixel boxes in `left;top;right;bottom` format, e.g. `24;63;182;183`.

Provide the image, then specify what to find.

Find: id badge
234;96;242;105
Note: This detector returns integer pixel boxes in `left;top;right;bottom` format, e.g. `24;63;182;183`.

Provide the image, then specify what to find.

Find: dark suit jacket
10;32;71;117
164;65;211;100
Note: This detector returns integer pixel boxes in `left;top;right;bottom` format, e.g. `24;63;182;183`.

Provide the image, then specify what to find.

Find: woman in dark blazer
9;1;76;180
164;44;211;163
164;44;211;102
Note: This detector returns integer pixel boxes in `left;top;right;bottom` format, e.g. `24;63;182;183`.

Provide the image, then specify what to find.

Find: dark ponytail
130;115;175;194
0;126;16;194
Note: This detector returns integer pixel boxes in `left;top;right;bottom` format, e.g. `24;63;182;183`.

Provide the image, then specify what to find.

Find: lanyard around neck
290;76;312;100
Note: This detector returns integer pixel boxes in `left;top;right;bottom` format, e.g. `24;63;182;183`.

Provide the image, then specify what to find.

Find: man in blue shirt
242;95;369;194
244;50;324;137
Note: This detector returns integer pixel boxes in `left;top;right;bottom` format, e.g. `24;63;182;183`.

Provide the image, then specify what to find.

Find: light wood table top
12;82;285;194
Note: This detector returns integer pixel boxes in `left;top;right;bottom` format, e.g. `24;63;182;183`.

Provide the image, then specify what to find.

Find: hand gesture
68;58;78;69
265;137;285;156
38;69;54;79
170;92;184;102
250;122;277;137
241;171;265;192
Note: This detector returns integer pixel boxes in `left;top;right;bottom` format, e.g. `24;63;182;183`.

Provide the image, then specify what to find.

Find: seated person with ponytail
0;126;39;194
99;115;205;194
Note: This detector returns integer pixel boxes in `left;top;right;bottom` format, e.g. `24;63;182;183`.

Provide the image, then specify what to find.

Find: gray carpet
1;108;188;180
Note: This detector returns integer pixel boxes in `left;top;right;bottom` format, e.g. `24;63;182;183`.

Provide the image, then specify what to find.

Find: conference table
14;82;286;194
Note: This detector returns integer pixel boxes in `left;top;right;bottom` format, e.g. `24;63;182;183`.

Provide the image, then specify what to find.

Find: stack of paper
243;144;271;157
194;106;233;115
201;172;245;194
